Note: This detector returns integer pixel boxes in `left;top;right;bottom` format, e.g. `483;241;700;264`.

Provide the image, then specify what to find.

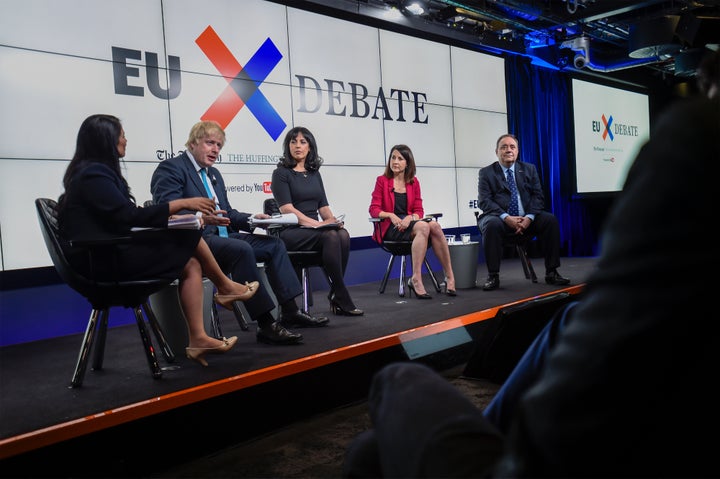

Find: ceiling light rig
401;0;429;16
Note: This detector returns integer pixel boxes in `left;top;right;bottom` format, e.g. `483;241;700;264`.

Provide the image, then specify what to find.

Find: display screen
571;78;650;195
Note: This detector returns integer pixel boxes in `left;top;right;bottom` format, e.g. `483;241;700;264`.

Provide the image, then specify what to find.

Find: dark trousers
343;362;504;478
478;211;561;275
204;232;303;319
483;301;578;434
279;226;356;310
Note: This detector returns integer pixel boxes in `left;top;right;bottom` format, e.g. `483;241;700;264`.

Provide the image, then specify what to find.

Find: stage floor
0;257;596;469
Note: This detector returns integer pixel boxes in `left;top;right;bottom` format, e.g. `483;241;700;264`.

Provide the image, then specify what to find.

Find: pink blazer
369;175;425;244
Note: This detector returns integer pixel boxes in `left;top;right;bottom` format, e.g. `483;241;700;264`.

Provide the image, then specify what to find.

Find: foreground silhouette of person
344;87;720;477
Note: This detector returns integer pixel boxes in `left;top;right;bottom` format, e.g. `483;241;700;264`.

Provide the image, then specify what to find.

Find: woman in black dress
271;126;362;316
57;114;259;366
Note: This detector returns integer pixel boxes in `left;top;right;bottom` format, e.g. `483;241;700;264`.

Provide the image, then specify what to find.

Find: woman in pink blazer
369;145;456;298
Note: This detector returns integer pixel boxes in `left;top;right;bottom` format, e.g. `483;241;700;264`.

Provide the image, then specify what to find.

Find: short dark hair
495;134;519;150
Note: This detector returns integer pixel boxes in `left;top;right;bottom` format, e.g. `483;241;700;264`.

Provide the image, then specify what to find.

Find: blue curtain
505;56;608;256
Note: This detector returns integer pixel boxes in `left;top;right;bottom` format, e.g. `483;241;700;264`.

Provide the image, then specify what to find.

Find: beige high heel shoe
213;281;260;311
185;336;238;367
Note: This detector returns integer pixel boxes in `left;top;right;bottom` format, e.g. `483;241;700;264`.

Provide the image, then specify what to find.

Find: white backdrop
0;0;507;271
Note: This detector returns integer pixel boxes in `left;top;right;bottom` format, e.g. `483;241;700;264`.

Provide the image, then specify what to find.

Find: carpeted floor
151;364;500;478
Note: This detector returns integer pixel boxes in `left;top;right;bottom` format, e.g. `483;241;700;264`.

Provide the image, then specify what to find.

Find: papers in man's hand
249;213;299;227
168;215;202;230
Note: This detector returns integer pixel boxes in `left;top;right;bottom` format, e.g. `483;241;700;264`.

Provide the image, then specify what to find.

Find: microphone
211;173;217;185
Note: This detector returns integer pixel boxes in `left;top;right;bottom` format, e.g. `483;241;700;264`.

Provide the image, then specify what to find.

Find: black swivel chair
474;210;537;283
263;198;327;314
35;198;175;387
369;215;443;297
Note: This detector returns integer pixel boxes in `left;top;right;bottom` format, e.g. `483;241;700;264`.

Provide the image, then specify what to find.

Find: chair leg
133;306;163;380
399;255;408;297
231;302;250;331
210;302;225;338
515;244;538;283
379;255;396;294
223;274;250;331
70;308;103;388
300;266;311;314
424;258;442;292
142;301;175;362
91;308;109;372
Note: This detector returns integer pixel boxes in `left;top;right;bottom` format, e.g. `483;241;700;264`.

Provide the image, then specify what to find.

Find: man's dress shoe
280;310;329;328
545;270;570;286
257;321;303;345
483;275;500;291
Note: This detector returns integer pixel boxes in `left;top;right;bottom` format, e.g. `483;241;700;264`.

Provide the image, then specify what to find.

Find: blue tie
200;169;228;238
506;168;519;216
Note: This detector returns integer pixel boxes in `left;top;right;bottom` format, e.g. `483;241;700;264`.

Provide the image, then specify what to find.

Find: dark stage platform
0;257;596;477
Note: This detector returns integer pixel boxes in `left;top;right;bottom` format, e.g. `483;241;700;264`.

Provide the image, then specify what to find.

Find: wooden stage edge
0;284;584;460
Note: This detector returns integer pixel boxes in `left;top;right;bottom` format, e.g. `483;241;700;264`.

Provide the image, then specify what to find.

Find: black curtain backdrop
505;56;610;257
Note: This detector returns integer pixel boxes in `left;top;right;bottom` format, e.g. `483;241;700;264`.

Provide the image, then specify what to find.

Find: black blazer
151;152;253;237
477;160;546;218
58;162;198;282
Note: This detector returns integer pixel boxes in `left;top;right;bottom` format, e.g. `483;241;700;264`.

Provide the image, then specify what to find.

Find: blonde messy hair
185;120;226;149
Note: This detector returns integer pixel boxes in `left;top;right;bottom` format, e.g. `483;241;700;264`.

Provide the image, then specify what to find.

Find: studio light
629;16;681;58
402;0;428;16
560;35;591;69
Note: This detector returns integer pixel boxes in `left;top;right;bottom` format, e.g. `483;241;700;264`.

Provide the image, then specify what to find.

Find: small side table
448;241;480;289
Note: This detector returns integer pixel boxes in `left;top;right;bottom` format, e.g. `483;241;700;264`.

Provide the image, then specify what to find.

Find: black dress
270;166;356;310
382;191;422;242
59;163;200;282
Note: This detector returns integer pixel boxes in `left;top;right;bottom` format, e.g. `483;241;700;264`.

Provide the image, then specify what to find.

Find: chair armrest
265;224;285;237
69;236;133;247
369;217;382;223
70;226;171;248
427;213;443;220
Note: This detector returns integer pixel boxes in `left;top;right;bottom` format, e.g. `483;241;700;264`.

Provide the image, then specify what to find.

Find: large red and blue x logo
601;113;614;141
196;26;286;141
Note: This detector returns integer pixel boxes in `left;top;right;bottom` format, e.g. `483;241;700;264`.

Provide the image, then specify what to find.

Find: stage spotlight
402;0;428;16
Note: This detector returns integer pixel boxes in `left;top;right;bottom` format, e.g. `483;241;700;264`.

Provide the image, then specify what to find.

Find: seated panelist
477;134;569;291
270;126;363;317
57;114;259;367
369;144;456;298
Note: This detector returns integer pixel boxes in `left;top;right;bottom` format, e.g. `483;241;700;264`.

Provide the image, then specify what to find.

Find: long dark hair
58;114;133;211
277;126;323;171
383;144;416;183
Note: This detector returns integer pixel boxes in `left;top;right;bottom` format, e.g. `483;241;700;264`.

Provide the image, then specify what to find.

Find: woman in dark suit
369;144;456;298
57;114;259;366
271;126;362;316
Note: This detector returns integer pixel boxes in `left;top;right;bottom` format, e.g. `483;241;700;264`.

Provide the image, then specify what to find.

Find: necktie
506;169;519;216
200;169;228;238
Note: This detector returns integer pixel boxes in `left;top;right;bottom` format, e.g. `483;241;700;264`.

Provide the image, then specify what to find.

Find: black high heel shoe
328;293;364;316
443;278;457;297
407;279;432;299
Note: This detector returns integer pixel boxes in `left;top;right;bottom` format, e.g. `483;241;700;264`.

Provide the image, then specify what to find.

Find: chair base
379;254;441;297
515;244;538;283
70;302;172;388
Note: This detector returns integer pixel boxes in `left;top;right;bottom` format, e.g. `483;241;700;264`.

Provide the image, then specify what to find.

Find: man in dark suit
476;134;568;290
151;121;329;346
